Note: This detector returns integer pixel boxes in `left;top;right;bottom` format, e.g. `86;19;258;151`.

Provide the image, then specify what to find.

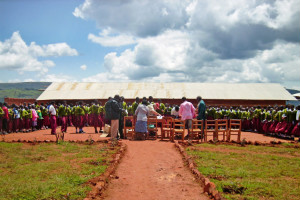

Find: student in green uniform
132;97;140;113
58;101;68;133
90;100;101;133
75;101;85;133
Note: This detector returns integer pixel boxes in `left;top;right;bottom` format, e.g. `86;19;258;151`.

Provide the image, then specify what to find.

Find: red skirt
284;122;294;135
76;115;84;128
275;121;288;134
268;121;278;133
291;122;300;137
43;115;50;126
262;121;272;133
13;118;20;132
8;119;13;132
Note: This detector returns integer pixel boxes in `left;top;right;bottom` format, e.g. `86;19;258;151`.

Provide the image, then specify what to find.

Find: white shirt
135;104;149;121
48;105;56;116
147;104;157;117
296;110;300;121
171;107;179;117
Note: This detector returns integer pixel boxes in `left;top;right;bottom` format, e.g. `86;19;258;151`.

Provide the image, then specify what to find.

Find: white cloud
0;31;78;74
77;0;299;89
40;74;76;82
74;0;189;37
80;64;87;70
8;79;21;83
88;28;137;47
24;79;34;82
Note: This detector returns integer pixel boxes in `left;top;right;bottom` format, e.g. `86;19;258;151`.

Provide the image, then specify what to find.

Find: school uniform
90;104;100;129
75;106;85;130
8;109;13;133
12;108;20;132
42;106;50;128
0;107;3;133
48;105;57;135
291;110;300;137
2;106;9;133
58;105;68;133
36;109;43;130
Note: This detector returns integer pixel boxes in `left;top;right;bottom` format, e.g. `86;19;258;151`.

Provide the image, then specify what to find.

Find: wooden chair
147;117;158;140
216;119;228;141
204;120;217;142
228;119;242;142
173;119;186;142
161;117;173;141
188;119;203;142
124;116;135;140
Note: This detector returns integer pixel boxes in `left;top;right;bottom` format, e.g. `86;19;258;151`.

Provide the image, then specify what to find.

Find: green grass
187;143;300;200
0;89;43;102
0;142;117;200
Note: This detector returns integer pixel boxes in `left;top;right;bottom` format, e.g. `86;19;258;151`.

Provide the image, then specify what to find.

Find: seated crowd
0;96;299;140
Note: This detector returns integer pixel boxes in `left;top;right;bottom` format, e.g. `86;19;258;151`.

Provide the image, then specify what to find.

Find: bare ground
1;126;291;143
101;140;210;200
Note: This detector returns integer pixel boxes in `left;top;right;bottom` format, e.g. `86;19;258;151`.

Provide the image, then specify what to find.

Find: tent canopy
37;82;296;101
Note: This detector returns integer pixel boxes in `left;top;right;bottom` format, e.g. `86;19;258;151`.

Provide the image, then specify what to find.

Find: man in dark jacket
105;95;122;140
197;96;206;120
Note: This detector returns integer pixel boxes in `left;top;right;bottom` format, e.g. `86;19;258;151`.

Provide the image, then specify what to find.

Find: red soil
2;126;291;143
2;127;108;142
102;140;210;200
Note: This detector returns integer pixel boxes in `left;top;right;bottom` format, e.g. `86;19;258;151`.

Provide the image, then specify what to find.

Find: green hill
0;82;51;102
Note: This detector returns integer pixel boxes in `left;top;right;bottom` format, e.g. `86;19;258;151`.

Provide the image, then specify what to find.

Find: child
75;101;85;133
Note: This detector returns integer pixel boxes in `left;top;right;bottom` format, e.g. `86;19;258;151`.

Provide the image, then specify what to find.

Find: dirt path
102;140;210;200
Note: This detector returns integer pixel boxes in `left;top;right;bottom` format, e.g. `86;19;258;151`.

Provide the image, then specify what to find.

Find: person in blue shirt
12;104;20;133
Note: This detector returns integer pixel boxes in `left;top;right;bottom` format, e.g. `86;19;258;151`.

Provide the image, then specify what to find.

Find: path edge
174;141;225;200
84;141;127;200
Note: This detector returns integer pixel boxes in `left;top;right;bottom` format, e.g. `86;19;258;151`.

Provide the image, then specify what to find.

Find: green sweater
90;104;100;114
75;106;85;116
0;107;4;117
58;105;68;116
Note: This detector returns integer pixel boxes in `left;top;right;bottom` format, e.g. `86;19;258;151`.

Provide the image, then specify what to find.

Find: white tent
37;82;296;101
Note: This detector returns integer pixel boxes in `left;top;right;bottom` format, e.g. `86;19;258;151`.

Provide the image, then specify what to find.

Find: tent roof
37;82;296;101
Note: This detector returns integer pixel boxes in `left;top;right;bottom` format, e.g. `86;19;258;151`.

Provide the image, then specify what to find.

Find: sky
0;0;299;90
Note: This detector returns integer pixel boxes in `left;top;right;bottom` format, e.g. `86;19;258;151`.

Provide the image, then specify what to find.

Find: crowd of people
0;96;299;141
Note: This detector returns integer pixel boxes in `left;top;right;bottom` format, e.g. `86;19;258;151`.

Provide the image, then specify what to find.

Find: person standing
58;101;68;133
0;105;3;134
119;97;127;139
132;97;140;114
12;104;20;133
48;101;57;135
1;103;9;135
179;97;196;139
90;100;100;133
196;96;206;120
105;95;123;140
75;101;86;133
134;99;149;140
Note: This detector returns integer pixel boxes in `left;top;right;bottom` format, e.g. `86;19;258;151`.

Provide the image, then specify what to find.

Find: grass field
0;142;118;200
187;143;300;200
0;89;43;102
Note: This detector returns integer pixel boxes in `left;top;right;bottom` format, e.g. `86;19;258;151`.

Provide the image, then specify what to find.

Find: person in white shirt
171;105;180;118
48;102;57;135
